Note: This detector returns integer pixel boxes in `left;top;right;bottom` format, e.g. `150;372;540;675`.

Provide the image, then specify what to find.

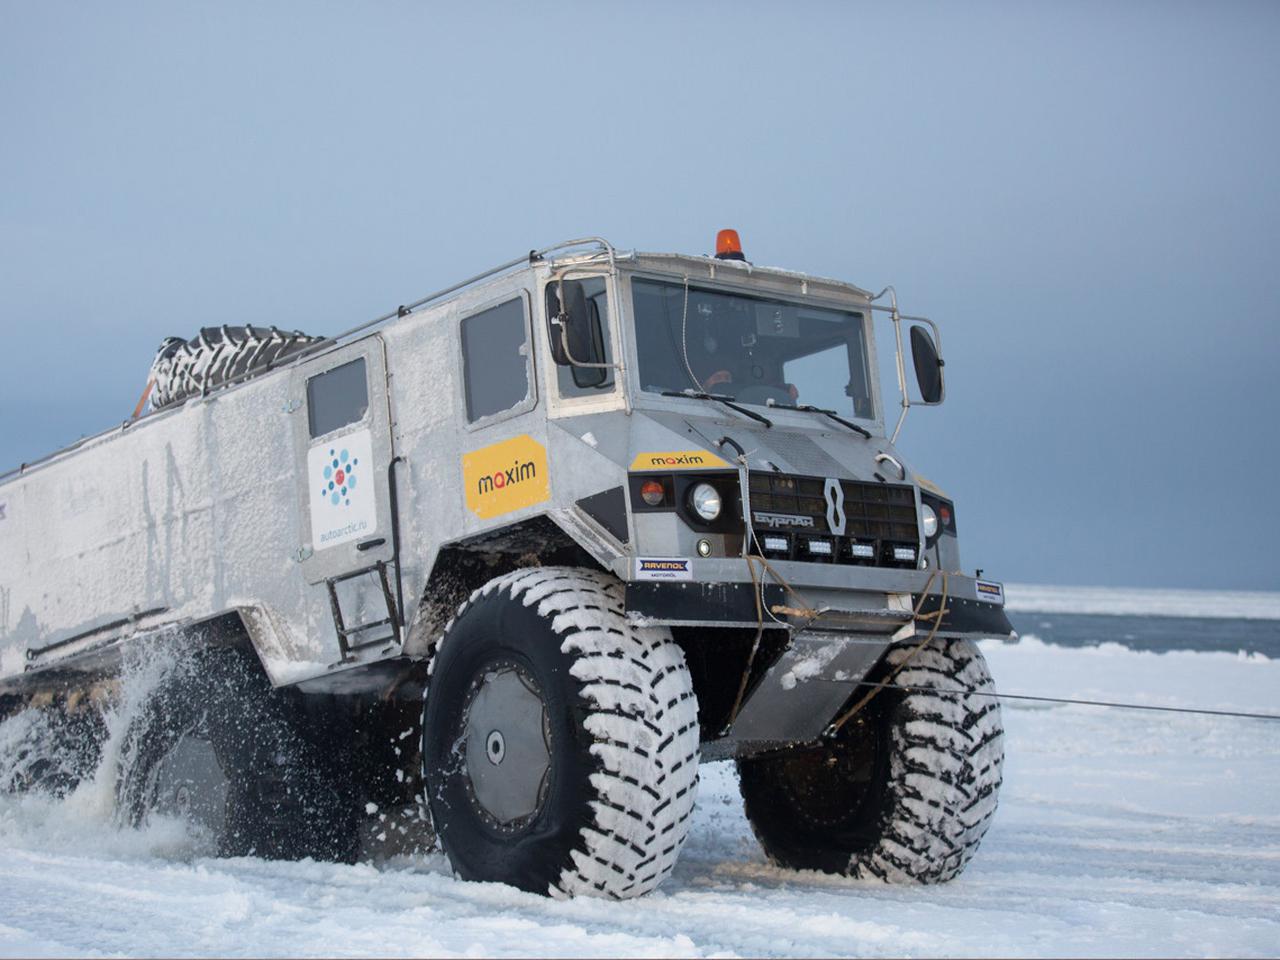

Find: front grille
747;473;919;567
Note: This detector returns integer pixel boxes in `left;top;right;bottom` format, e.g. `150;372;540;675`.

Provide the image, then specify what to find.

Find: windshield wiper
767;401;871;439
661;390;773;428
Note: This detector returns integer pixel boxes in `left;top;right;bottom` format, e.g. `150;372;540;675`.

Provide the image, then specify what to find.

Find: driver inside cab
693;309;798;404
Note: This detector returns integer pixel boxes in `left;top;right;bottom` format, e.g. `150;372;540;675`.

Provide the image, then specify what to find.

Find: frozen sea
1;585;1277;958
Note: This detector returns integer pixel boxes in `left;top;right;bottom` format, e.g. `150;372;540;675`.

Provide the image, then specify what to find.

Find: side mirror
545;280;608;388
909;324;944;404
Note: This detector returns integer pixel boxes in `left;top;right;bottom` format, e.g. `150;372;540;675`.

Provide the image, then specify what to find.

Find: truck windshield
631;278;873;418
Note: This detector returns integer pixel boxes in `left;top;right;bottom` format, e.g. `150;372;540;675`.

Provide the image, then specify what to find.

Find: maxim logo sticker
308;428;376;550
635;558;692;581
464;434;550;519
629;450;730;471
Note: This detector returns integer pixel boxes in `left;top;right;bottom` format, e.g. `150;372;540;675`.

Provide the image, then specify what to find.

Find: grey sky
2;0;1277;590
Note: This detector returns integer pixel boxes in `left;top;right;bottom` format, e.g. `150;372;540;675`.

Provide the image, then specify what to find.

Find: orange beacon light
715;228;746;261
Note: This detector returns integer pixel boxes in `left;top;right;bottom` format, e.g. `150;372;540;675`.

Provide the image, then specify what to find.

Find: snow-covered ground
1004;583;1280;620
1;636;1277;958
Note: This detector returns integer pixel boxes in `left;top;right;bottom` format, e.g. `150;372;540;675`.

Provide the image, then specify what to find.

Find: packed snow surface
1004;583;1280;620
1;637;1277;958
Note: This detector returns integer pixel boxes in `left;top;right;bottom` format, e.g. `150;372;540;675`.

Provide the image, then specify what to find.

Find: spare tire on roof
147;325;326;410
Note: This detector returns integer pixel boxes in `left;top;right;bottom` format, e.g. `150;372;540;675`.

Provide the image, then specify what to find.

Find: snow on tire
116;646;359;862
738;635;1004;883
421;566;700;899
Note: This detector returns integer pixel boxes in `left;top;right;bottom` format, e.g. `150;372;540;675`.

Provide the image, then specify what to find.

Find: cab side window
307;357;369;438
461;297;532;422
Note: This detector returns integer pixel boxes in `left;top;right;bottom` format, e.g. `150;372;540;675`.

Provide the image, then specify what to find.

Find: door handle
356;537;387;551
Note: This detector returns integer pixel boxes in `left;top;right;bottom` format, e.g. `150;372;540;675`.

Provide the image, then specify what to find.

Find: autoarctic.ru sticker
308;429;376;550
976;580;1005;605
636;558;693;581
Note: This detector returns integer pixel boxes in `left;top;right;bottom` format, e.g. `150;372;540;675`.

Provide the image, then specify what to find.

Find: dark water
1007;611;1280;658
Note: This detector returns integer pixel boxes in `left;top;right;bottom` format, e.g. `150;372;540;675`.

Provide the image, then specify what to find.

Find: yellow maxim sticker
629;450;730;472
463;434;550;519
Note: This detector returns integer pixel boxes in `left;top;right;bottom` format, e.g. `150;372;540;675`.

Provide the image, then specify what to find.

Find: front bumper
623;558;1014;639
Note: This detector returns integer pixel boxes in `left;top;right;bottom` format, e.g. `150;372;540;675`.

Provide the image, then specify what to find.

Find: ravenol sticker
629;450;730;472
463;434;550;520
636;558;693;581
308;428;376;550
976;580;1005;605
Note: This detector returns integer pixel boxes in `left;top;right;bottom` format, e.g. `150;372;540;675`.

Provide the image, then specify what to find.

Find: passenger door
289;336;400;661
456;290;551;526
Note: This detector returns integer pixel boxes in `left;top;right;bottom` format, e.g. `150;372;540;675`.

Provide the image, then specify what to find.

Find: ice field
1;590;1277;957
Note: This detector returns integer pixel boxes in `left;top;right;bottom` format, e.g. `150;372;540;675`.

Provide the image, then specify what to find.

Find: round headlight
690;482;722;521
921;503;938;539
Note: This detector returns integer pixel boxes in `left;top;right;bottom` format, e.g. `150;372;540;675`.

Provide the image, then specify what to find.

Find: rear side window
307;357;369;438
461;297;531;422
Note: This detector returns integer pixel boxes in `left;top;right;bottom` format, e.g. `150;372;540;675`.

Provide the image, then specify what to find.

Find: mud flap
716;632;891;756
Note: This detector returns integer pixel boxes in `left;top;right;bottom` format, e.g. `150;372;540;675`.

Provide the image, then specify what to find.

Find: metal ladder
324;560;400;661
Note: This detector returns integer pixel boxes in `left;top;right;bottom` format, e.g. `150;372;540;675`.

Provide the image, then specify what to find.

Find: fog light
696;538;712;557
849;542;875;560
892;546;917;562
805;539;833;556
762;534;789;553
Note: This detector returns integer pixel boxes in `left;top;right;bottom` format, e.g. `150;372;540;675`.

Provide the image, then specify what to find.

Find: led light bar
762;535;789;553
805;539;833;556
848;542;875;559
892;546;917;562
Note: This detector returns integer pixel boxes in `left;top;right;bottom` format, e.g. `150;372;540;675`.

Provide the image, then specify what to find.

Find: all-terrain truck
0;232;1012;898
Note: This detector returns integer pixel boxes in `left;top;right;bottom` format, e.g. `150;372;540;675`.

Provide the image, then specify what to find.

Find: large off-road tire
422;567;700;899
147;325;324;410
1;701;105;798
737;635;1004;882
117;646;357;861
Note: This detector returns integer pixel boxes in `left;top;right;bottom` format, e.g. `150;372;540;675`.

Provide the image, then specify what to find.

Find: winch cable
826;570;951;736
721;442;955;734
720;439;776;733
679;275;705;393
844;678;1280;723
721;555;768;735
723;542;1280;735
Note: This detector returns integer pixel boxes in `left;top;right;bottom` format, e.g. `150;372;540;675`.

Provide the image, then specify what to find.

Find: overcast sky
2;1;1277;590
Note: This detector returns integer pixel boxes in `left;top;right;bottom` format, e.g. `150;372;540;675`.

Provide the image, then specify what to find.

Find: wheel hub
485;730;506;765
462;662;551;830
147;730;229;840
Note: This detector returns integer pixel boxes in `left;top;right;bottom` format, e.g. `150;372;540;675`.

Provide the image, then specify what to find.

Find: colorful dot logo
319;448;359;507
